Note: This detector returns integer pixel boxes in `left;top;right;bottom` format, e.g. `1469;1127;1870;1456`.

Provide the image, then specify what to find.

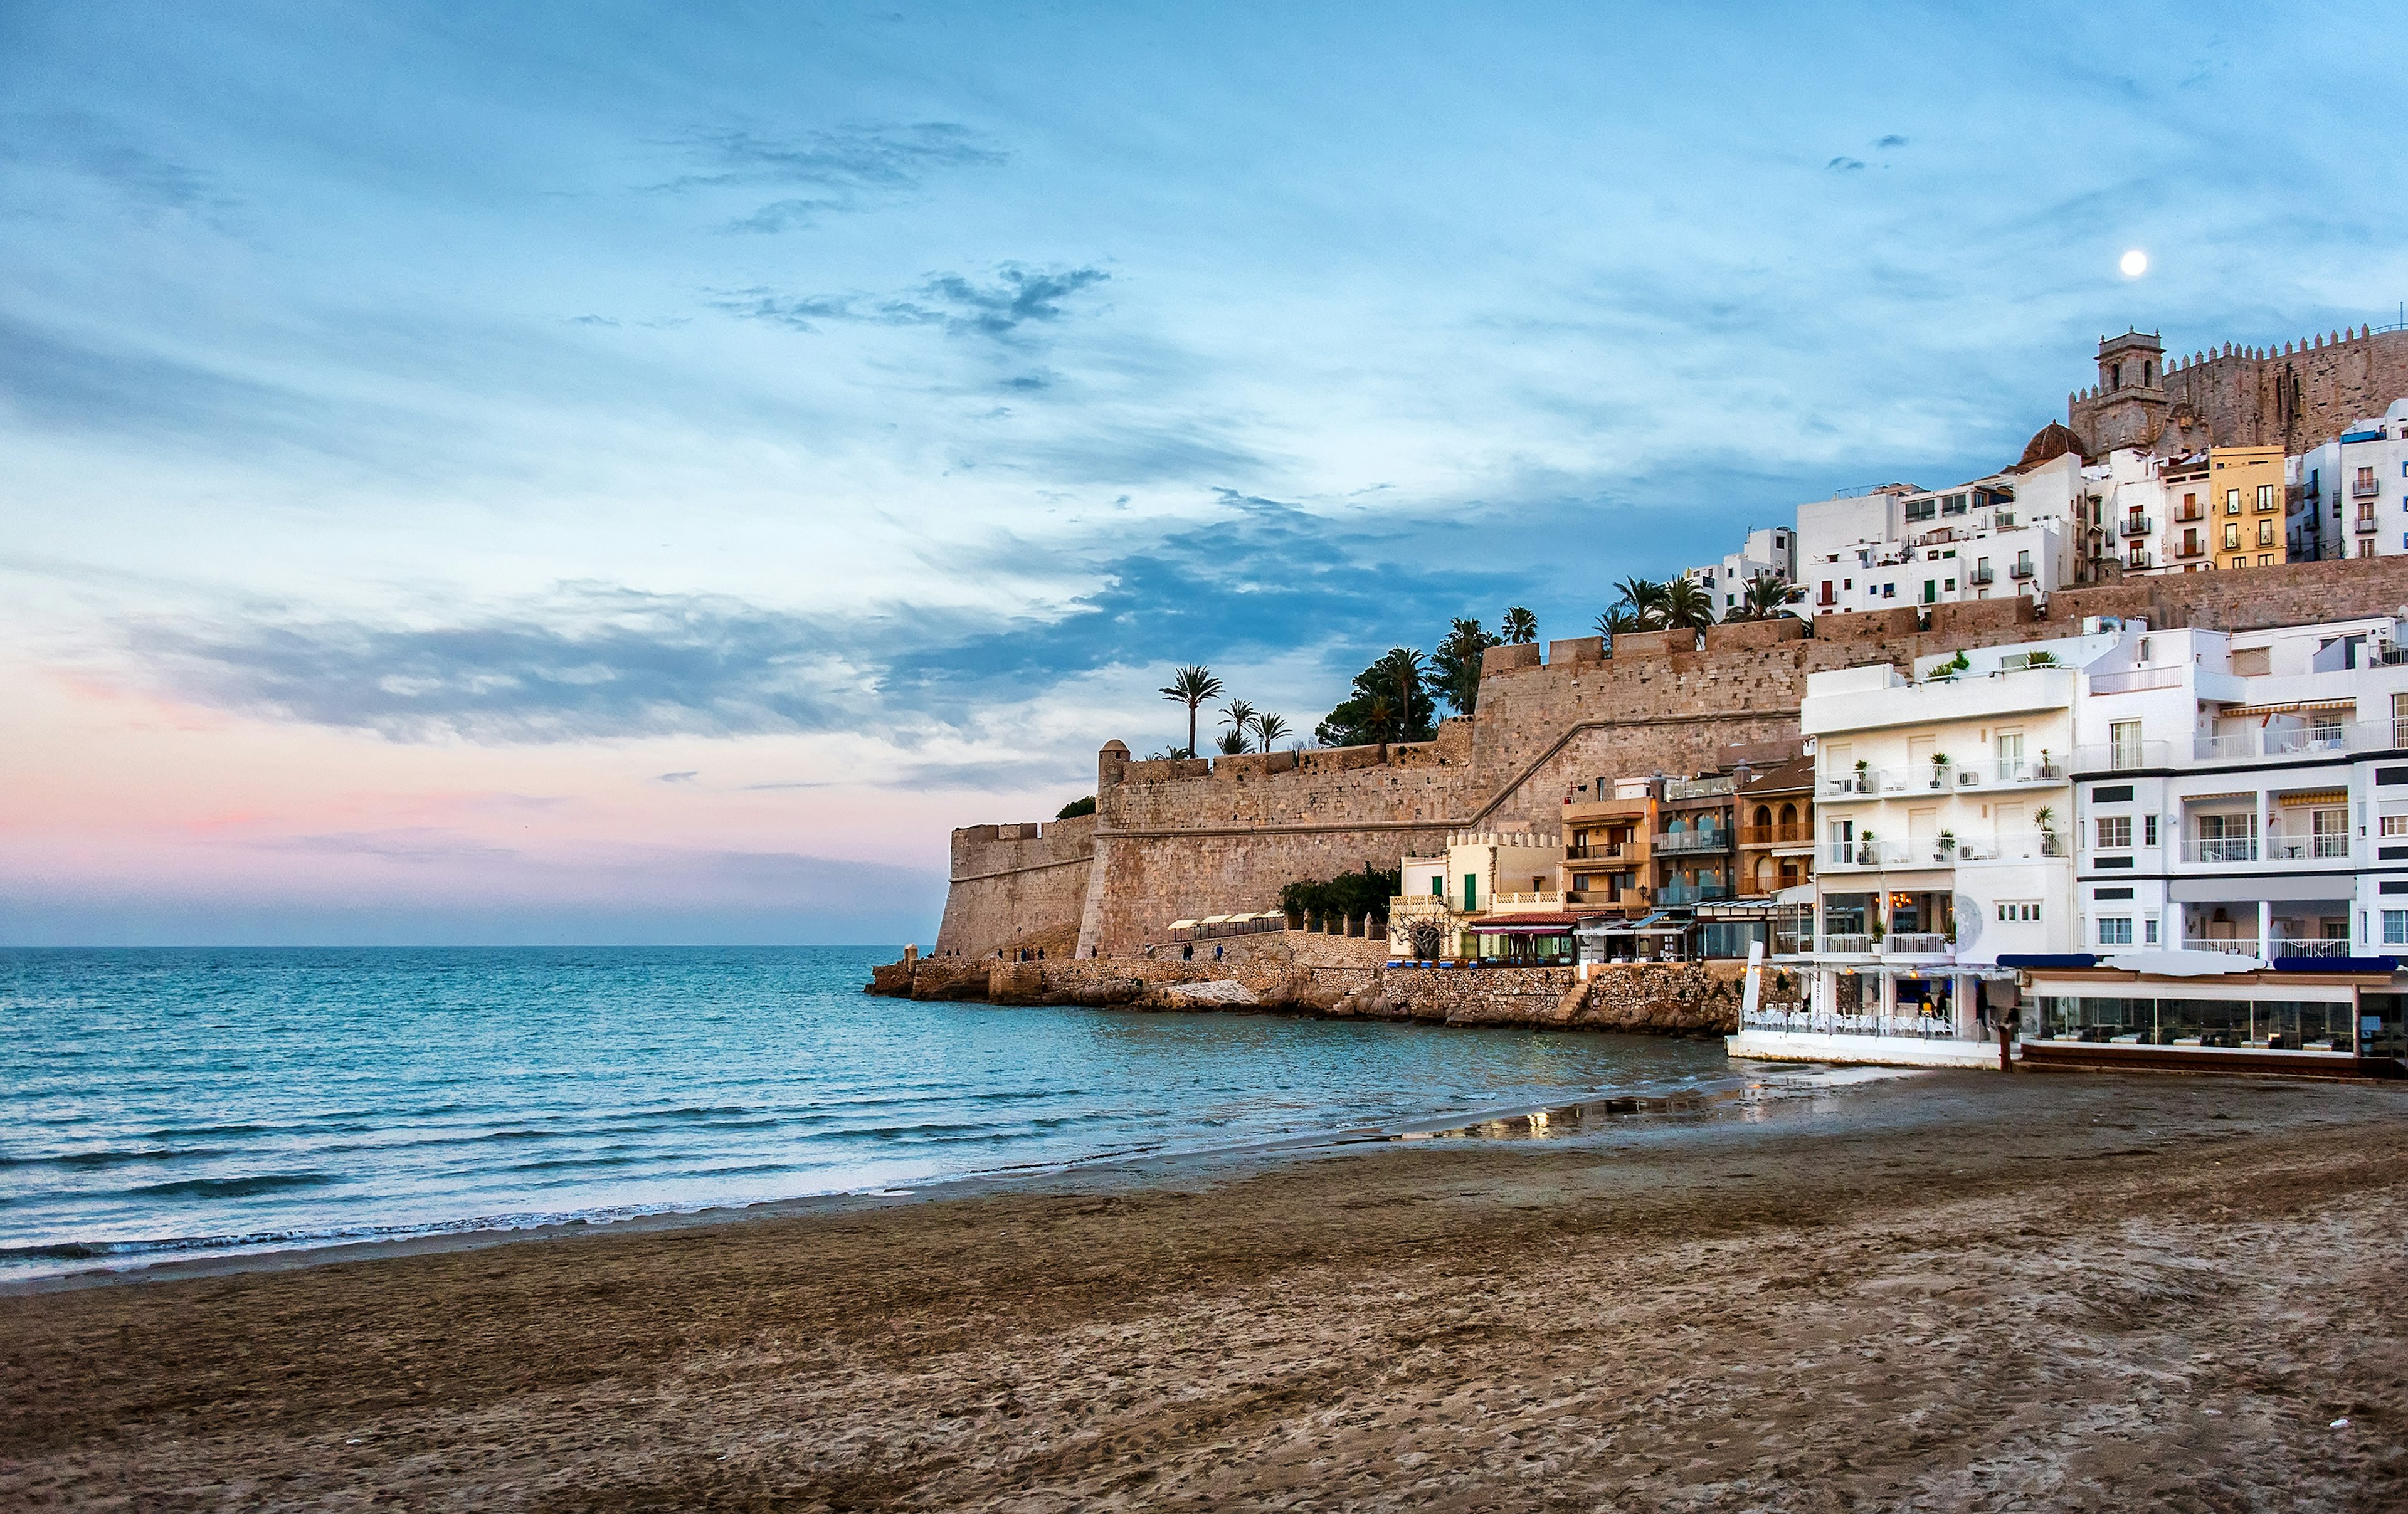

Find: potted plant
2024;649;2056;667
1931;752;1952;788
2036;806;2061;857
1857;828;1879;866
1853;757;1871;792
1938;828;1957;860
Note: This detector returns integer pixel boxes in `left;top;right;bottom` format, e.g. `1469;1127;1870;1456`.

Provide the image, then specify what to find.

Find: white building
2064;611;2408;962
2291;397;2408;563
1792;450;2105;617
1683;524;1797;621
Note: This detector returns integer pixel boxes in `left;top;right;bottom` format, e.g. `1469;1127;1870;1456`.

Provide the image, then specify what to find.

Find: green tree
1594;604;1640;638
1314;647;1435;748
1055;795;1096;819
1430;616;1501;715
1661;576;1716;630
1214;728;1250;755
1501;606;1538;644
1612;576;1666;630
1158;663;1223;761
1279;865;1403;926
1733;572;1793;621
1254;712;1292;750
1221;699;1257;746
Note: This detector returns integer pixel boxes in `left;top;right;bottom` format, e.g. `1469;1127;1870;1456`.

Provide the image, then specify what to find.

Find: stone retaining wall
869;941;1781;1038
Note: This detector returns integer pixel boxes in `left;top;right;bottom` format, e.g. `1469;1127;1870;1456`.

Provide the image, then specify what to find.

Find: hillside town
908;322;2408;1080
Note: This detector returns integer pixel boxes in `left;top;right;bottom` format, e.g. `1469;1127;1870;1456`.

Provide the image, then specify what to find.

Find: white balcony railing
2180;838;2259;864
1992;759;2064;785
2182;937;2261;956
2268;938;2354;959
1884;933;1951;955
1824;839;1914;868
1740;1008;1980;1041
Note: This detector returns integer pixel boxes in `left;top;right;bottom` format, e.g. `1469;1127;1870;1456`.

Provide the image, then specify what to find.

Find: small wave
0;1147;228;1170
124;1173;337;1200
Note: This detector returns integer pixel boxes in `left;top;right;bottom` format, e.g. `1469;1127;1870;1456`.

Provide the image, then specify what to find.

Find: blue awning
2271;955;2399;973
2339;429;2384;445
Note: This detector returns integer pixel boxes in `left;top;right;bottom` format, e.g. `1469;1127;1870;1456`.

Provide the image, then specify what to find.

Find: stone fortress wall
2070;323;2408;456
931;555;2408;962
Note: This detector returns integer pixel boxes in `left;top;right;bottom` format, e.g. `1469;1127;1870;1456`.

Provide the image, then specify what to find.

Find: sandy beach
4;1070;2404;1511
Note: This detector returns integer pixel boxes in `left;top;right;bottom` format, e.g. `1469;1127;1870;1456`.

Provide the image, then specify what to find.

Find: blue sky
3;1;2402;943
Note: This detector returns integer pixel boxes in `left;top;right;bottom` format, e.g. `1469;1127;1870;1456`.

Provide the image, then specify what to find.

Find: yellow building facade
2209;445;2286;571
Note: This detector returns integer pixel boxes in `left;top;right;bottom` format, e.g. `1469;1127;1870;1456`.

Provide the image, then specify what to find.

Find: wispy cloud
132;587;870;744
710;263;1110;343
0;111;230;218
655;122;1006;231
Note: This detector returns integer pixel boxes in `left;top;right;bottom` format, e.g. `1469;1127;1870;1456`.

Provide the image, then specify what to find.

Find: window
1463;874;1477;911
2110;718;2143;769
2096;816;2131;849
2223;523;2241;550
2258;519;2276;546
2145;814;2158;847
1996;902;2041;922
2226;488;2241;514
2098;917;2134;945
2387;911;2408;947
2257;483;2276;512
2382;816;2408;838
2145;917;2160;944
1882;583;1896;599
2259;554;2273;567
1905;498;1936;522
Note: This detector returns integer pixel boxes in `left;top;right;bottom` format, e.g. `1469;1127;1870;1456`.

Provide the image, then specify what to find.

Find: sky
4;2;2404;945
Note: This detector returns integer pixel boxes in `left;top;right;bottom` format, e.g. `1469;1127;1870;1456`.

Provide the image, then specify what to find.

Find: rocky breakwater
866;945;1772;1038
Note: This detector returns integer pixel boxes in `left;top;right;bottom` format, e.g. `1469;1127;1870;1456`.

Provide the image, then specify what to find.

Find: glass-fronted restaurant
2015;959;2406;1075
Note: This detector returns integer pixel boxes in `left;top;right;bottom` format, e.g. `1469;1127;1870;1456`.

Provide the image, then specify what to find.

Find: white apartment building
1792;451;2103;616
2064;612;2408;962
1683;525;1797;621
2292;398;2408;563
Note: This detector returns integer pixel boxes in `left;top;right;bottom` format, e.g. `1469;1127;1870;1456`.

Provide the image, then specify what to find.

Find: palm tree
1254;712;1291;750
1366;694;1394;761
1222;699;1257;745
1594;604;1639;638
1738;572;1792;621
1661;576;1715;630
1501;606;1538;644
1384;647;1427;740
1159;664;1223;760
1612;576;1666;630
1214;729;1249;755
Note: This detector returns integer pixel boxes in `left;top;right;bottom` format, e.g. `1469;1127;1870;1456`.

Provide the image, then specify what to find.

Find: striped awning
2183;792;2252;802
2223;699;2357;717
2278;791;2349;807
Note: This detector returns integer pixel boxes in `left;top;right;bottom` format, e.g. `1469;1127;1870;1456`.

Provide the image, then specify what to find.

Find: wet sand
3;1071;2404;1511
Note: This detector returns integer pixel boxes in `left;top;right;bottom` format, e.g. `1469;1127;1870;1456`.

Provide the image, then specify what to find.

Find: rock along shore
867;932;1794;1036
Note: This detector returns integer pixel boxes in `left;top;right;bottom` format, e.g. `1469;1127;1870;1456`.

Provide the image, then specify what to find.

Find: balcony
1950;831;2064;862
1656;882;1732;907
1737;823;1812;846
1824;839;1913;868
2183;937;2260;956
2010;560;2036;580
2173;537;2205;559
2269;937;2355;959
2180;838;2259;864
1662;774;1736;801
1653;828;1732;855
2266;835;2357;863
2119;515;2155;537
1991;758;2064;786
1884;932;1952;957
2353;477;2381;498
1820;769;1907;798
1968;564;1995;584
2357;515;2380;535
2125;549;2152;570
1566;842;1629;861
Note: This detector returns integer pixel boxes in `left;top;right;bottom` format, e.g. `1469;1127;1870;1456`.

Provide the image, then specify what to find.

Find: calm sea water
0;946;1728;1281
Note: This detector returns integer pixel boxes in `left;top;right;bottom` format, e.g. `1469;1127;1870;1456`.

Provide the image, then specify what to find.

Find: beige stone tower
2074;329;2167;454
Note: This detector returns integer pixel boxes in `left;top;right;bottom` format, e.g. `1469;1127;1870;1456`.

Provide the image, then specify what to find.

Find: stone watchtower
2072;329;2167;455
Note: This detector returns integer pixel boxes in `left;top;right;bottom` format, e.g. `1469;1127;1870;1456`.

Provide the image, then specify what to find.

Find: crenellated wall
2070;325;2408;455
937;555;2408;960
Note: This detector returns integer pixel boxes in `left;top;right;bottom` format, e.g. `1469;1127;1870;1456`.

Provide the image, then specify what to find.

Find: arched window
1755;856;1775;890
1779;802;1797;826
1667;816;1688;834
1753;804;1772;828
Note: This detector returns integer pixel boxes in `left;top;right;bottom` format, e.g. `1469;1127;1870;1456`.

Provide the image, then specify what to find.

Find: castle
2069;323;2408;456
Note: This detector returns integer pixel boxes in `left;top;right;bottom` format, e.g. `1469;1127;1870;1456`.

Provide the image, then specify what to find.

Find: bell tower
2084;329;2167;453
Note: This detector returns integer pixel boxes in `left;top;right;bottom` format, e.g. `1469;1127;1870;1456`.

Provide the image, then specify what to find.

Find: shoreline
5;1071;2402;1509
1;1047;1802;1296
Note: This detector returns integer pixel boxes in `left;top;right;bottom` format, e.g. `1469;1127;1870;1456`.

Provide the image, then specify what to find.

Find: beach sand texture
4;1073;2404;1511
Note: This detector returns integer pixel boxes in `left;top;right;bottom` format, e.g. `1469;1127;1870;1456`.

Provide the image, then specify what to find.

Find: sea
0;945;1732;1283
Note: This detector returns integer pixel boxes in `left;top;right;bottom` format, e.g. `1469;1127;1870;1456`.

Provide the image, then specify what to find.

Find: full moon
2120;248;2149;278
